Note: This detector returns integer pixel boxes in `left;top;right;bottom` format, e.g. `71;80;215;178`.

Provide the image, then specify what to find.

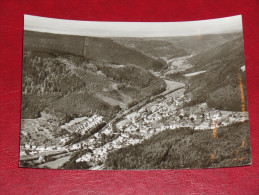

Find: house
149;129;155;134
170;124;180;129
212;114;220;121
25;144;30;149
60;137;69;144
94;133;101;139
45;146;52;151
189;114;197;121
29;151;37;155
102;128;112;136
70;144;80;151
38;156;45;163
37;146;45;152
121;133;129;138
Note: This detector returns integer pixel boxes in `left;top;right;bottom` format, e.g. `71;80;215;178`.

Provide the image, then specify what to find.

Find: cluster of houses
20;144;63;156
75;115;104;134
73;94;187;165
20;88;249;168
73;90;249;168
20;114;104;158
75;128;142;166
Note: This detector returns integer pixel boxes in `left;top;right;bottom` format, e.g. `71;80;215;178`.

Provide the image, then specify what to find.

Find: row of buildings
74;115;104;134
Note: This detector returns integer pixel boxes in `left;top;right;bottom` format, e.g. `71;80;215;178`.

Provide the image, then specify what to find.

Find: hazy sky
24;15;243;37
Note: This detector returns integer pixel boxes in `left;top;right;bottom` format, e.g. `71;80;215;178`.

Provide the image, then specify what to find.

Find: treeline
98;64;154;88
105;122;251;170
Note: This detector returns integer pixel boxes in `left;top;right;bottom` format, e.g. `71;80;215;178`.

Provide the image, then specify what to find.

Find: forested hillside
105;122;251;170
185;37;247;111
21;52;166;120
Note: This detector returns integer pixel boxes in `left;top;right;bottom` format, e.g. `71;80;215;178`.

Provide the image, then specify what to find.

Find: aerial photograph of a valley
19;15;251;170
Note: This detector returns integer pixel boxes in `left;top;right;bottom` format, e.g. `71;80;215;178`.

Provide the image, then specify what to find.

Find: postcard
20;15;251;170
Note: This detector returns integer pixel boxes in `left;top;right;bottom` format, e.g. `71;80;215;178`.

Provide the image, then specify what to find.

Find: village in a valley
19;54;248;170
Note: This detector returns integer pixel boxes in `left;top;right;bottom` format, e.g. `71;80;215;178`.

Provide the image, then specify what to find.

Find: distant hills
24;31;167;71
143;32;243;54
112;38;188;59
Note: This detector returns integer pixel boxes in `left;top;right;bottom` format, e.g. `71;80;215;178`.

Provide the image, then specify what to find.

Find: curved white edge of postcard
24;14;243;37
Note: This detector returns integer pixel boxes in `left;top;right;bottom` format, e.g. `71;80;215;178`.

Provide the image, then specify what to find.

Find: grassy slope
105;122;251;170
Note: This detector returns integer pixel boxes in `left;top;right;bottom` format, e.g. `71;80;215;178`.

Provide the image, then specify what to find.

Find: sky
24;15;243;37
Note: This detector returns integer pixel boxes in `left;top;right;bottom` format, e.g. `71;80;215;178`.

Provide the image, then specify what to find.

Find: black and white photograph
19;15;251;170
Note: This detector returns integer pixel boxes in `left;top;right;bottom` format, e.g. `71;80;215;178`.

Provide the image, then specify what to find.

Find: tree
114;105;121;111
